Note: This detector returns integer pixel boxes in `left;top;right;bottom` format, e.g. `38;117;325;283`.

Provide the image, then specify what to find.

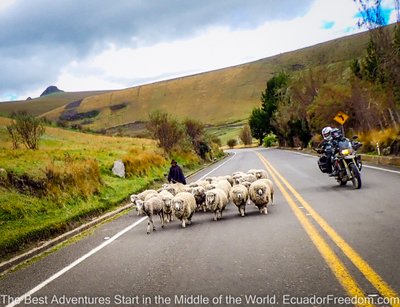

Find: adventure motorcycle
315;136;363;189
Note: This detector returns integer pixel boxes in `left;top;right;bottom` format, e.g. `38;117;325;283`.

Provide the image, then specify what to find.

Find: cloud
0;0;314;99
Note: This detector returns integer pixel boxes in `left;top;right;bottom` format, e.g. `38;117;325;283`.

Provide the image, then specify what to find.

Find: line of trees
249;0;400;150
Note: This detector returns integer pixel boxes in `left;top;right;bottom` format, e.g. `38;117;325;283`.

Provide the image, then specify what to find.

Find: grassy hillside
42;31;369;131
0;116;199;259
0;90;111;117
0;30;370;136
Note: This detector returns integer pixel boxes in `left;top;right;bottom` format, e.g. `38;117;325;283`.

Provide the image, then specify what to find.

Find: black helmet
331;128;341;139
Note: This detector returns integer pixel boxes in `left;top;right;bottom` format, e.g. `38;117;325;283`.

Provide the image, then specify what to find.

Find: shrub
44;155;102;199
7;111;45;150
263;133;278;147
239;124;253;145
227;139;237;148
358;128;399;154
146;111;184;153
123;149;167;177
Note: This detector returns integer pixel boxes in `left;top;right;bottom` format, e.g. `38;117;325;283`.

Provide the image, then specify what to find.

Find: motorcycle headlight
341;149;350;155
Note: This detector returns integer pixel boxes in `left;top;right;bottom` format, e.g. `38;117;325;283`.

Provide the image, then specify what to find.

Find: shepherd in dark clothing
167;160;186;184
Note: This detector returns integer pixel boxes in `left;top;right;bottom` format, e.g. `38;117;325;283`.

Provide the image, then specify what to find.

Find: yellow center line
255;151;400;307
255;151;372;307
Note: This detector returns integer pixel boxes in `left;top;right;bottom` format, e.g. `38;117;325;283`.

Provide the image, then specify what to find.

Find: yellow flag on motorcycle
333;111;349;125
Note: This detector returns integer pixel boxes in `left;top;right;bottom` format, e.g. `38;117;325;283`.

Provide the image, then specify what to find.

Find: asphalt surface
0;148;399;307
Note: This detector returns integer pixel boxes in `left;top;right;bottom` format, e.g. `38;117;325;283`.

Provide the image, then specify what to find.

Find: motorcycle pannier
318;156;329;173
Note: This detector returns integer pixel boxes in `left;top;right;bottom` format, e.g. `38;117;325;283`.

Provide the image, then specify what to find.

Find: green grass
0;118;178;260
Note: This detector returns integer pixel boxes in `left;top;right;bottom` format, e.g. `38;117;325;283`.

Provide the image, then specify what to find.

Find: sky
0;0;397;101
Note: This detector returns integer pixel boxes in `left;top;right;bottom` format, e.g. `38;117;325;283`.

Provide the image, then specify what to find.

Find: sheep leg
181;219;186;228
147;216;153;234
239;206;245;217
159;213;164;228
187;212;194;225
263;206;268;215
213;211;218;221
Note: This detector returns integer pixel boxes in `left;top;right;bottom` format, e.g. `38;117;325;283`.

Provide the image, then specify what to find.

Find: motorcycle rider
326;127;347;176
318;126;335;175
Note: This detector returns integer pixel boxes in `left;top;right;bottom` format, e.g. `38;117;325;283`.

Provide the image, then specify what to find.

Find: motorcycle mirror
352;135;359;140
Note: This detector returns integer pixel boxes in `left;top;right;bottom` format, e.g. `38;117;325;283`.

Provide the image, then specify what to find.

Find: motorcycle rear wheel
350;163;362;189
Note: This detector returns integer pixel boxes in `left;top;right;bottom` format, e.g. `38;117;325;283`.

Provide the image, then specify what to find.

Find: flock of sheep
130;169;274;234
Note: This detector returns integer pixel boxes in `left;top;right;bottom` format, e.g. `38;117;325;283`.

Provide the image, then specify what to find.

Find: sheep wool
159;189;175;223
142;195;164;234
205;188;229;221
230;184;249;217
249;179;273;215
172;192;197;228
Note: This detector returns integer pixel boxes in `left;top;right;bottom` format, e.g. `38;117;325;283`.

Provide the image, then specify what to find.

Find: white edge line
362;164;400;174
198;151;237;180
6;216;147;307
7;153;237;307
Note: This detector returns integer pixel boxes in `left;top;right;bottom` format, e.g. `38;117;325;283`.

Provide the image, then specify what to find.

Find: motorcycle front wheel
350;163;362;189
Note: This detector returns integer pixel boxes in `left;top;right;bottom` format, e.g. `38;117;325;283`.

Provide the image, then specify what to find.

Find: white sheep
204;179;231;200
249;179;273;214
172;192;197;228
142;195;164;234
162;182;186;196
205;188;229;221
159;189;175;223
188;180;208;188
130;189;158;215
254;169;269;180
213;175;234;187
233;173;257;185
247;169;258;176
230;184;249;217
265;178;274;204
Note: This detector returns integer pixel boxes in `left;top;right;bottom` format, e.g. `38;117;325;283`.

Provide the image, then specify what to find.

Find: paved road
1;148;399;307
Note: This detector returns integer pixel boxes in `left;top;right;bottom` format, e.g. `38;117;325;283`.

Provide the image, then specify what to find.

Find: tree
261;72;289;120
249;73;291;145
227;139;237;148
354;0;400;104
146;111;184;153
239;124;253;145
7;111;45;150
248;107;269;145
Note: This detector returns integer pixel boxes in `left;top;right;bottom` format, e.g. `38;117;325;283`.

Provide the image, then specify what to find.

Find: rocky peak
40;86;64;97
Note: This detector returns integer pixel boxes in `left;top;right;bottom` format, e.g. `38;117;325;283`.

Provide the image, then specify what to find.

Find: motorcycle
315;136;363;189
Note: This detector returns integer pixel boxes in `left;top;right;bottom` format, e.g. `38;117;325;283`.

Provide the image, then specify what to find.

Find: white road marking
198;152;237;180
6;216;147;307
362;164;400;174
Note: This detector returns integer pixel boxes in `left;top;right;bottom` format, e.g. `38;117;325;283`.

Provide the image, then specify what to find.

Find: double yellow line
255;151;399;307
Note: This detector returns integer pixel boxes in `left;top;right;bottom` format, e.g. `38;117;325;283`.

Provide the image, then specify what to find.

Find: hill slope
0;90;111;117
1;30;370;131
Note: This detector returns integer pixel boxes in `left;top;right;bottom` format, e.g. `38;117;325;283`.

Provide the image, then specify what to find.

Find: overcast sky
0;0;397;101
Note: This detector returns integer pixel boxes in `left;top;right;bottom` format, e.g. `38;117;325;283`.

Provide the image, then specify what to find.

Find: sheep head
162;196;173;208
205;191;216;208
172;198;184;212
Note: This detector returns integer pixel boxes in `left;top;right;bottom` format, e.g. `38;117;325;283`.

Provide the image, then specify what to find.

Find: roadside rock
112;160;125;178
